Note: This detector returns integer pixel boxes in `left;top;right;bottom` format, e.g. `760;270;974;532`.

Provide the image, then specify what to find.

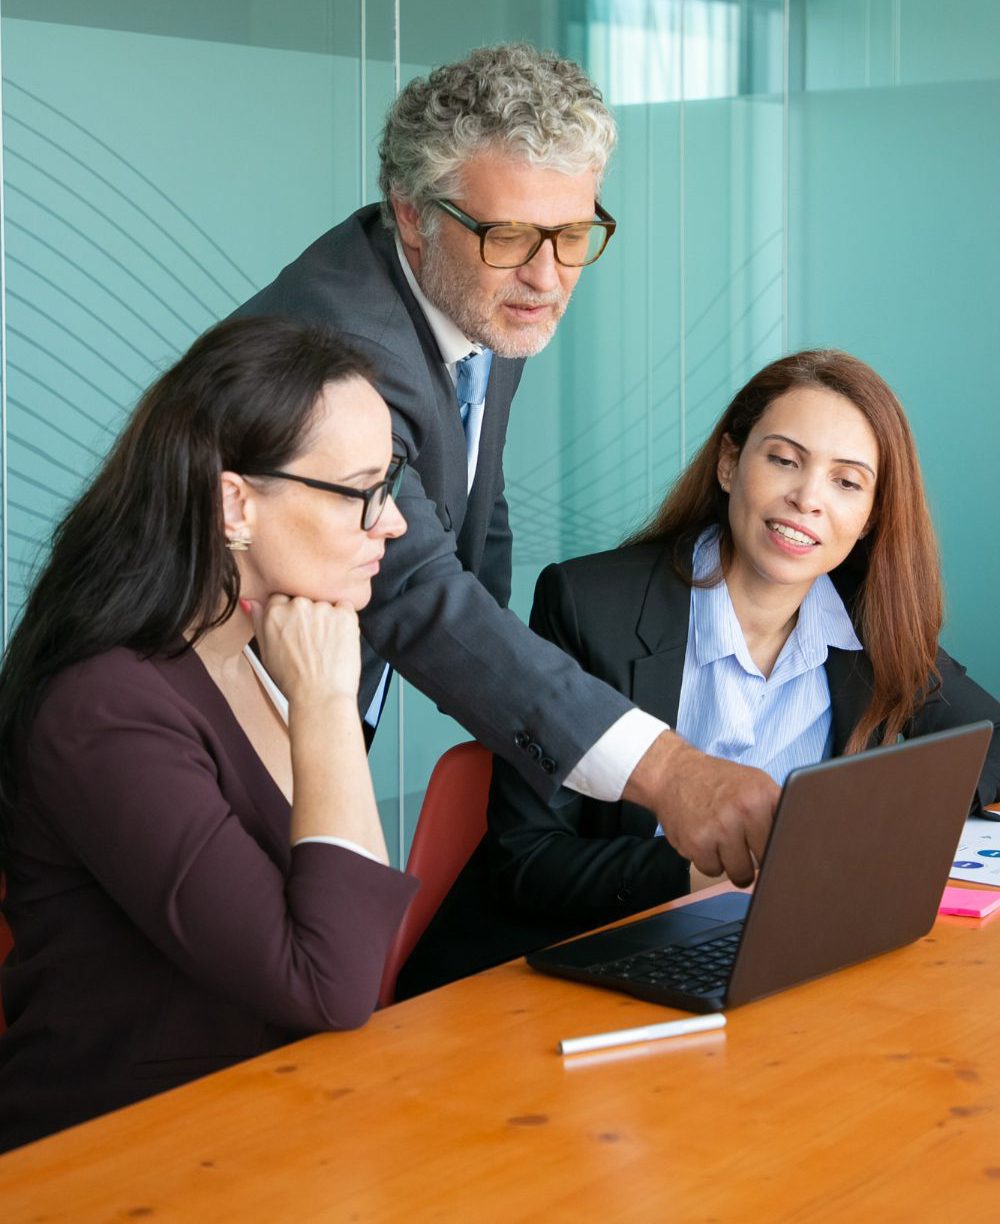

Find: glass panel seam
0;5;8;643
393;0;400;94
359;0;367;206
679;0;687;467
393;0;403;869
891;0;901;86
782;0;789;353
645;69;652;505
865;0;872;89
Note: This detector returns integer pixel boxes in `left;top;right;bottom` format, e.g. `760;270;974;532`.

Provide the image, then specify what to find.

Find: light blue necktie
454;348;493;486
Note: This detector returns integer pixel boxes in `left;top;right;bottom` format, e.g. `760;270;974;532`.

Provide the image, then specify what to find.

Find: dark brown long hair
0;316;374;857
628;349;942;752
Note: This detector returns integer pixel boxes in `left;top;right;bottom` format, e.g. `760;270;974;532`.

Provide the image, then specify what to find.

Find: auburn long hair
628;349;942;753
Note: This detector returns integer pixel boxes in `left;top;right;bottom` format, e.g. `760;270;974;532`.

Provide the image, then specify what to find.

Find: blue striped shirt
674;531;863;785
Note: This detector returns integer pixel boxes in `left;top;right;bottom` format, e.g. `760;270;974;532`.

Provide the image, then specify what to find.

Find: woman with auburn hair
398;349;1000;997
0;316;417;1152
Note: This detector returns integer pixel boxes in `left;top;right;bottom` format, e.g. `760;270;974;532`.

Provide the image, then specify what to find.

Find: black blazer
234;206;632;797
398;538;1000;997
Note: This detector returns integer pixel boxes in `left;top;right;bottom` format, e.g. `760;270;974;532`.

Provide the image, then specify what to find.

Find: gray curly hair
378;43;617;233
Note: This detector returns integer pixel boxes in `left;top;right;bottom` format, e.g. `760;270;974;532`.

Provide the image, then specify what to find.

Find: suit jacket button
540;757;556;774
527;741;542;761
514;731;530;749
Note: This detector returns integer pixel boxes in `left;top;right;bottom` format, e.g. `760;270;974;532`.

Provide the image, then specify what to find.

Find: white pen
558;1013;726;1056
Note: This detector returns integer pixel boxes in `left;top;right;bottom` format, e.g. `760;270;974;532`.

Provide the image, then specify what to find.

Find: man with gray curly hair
236;43;778;991
376;43;616;359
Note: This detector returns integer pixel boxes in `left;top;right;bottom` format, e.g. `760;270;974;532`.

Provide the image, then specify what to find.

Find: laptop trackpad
543;892;751;969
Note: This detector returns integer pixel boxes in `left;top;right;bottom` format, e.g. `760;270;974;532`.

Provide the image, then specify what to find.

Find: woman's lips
766;519;820;554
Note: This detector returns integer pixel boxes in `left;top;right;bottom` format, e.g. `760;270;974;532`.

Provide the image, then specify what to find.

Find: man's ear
717;434;739;493
392;194;424;254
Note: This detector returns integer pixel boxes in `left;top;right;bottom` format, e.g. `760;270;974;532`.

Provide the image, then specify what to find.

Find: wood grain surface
3;877;999;1222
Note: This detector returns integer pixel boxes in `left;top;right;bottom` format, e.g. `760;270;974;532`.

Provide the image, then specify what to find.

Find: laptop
527;722;993;1013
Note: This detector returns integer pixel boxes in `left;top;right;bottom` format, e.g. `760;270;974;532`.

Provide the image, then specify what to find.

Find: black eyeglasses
248;454;407;530
434;199;617;268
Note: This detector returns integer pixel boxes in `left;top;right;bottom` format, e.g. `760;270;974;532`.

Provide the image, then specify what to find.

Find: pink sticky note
939;886;1000;918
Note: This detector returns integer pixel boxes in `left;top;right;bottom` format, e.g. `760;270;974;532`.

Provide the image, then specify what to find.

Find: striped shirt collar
691;529;862;680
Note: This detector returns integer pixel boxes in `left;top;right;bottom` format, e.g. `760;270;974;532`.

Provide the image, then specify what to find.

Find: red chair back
378;742;492;1007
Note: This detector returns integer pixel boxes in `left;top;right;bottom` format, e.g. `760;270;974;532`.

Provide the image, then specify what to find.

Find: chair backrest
378;741;492;1008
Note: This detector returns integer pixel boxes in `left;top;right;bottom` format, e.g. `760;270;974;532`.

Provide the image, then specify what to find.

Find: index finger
718;836;756;889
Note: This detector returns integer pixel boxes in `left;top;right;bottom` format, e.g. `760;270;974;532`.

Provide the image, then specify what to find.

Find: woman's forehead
752;387;879;463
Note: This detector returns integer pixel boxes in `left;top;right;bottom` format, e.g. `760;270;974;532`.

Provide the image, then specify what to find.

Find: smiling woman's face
717;385;879;603
231;376;406;612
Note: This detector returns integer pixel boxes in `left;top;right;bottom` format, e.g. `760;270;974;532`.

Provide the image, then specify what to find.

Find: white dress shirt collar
394;234;483;368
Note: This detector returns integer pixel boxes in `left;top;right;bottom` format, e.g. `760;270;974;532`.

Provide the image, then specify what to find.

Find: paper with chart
950;816;1000;886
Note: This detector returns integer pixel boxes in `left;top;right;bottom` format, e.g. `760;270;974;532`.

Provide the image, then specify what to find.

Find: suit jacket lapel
826;646;876;753
476;356;519;486
609;543;693;838
370;223;470;531
825;561;876;752
457;357;521;570
630;544;693;728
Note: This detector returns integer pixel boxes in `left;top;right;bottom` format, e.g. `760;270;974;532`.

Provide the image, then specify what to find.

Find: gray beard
418;241;569;359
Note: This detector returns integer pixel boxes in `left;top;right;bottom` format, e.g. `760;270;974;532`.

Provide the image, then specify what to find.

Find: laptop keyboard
588;927;743;997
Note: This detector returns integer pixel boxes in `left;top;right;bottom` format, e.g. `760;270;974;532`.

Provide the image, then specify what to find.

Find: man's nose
517;237;562;293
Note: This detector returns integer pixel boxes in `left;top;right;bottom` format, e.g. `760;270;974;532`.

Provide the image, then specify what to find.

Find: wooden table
3;882;1000;1222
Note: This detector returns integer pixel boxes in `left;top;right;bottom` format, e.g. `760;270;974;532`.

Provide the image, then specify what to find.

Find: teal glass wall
2;1;998;866
788;0;1000;714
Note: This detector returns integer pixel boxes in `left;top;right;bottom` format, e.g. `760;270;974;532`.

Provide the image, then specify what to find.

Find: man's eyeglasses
434;199;617;269
248;453;407;531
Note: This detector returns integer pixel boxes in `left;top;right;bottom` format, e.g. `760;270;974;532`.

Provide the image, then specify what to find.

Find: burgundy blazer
0;646;417;1152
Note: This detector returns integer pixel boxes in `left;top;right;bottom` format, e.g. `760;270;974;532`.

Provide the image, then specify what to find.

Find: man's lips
503;302;552;319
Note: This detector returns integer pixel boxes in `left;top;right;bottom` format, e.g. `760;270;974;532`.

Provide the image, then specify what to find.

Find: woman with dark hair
0;316;417;1152
398;349;1000;996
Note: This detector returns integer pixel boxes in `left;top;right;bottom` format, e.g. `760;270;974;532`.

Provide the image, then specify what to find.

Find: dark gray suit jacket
398;537;1000;997
234;206;631;797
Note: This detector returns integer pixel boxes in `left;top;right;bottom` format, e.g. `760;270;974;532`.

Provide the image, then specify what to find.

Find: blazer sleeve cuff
293;835;383;864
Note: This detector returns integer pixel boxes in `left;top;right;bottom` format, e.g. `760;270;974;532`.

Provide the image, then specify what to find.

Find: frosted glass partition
790;0;1000;700
2;0;998;866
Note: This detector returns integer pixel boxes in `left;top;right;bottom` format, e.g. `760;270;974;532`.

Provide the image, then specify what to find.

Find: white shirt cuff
293;835;382;864
563;709;670;801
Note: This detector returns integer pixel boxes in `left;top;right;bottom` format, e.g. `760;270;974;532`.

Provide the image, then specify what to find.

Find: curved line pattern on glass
9;81;257;294
4;77;260;623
